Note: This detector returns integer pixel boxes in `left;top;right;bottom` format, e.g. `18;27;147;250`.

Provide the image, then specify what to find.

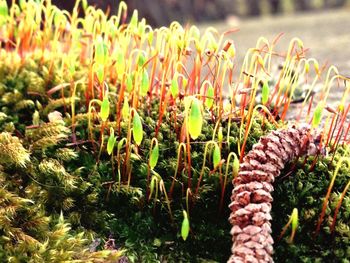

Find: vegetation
0;0;349;262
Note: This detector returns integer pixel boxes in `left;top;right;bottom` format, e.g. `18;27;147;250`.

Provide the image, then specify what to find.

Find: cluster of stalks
1;0;350;260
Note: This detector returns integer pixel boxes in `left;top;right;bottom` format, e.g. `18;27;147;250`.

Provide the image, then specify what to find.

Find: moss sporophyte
0;0;349;262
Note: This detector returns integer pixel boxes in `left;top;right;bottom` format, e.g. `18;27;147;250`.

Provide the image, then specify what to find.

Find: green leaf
148;30;154;44
118;138;126;151
291;208;298;231
53;11;65;28
122;98;129;120
129;10;138;29
19;0;26;9
140;70;149;96
213;143;221;168
312;101;324;128
262;81;269;104
82;0;88;11
126;74;133;92
100;95;110;122
218;127;223;143
116;52;125;77
188;98;202;140
107;128;116;155
0;0;8;25
94;63;104;84
171;78;179;98
138;54;146;67
95;37;108;65
149;140;159;170
132;110;143;145
181;210;190;241
205;84;214;109
149;176;157;200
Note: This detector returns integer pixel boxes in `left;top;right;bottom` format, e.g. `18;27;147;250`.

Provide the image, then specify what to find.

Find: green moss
0;1;348;262
273;144;350;262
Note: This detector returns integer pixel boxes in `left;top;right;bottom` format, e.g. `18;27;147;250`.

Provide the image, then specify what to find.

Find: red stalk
330;181;350;233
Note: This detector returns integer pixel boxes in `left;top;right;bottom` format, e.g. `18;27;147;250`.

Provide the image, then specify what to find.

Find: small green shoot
278;208;299;243
188;98;203;140
213;142;221;169
107;128;116;155
149;138;159;170
312;101;324;128
181;210;190;241
262;81;269;104
132;109;143;146
100;95;110;122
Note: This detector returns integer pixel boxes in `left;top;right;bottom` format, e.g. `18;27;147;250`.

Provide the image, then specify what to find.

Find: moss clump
273;144;350;262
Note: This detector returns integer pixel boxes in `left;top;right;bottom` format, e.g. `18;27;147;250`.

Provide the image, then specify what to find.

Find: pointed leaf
122;98;129;120
188;98;202;140
132;110;143;145
181;210;190;241
138;54;146;67
312;101;324;128
140;70;149;96
213;143;221;168
116;52;125;77
289;208;299;243
94;63;105;84
205;84;214;109
100;95;110;122
149;176;157;200
129;10;138;30
149;140;159;170
148;30;154;45
82;0;88;11
262;81;269;104
218;127;223;143
95;37;108;65
126;74;133;92
107;128;116;155
118;138;126;151
291;208;298;231
19;0;26;9
171;78;179;98
0;0;8;25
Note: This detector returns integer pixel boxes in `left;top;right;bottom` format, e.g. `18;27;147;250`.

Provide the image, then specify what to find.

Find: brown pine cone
228;125;319;263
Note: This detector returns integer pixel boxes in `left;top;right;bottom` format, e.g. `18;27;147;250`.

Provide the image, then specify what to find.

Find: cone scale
228;125;319;263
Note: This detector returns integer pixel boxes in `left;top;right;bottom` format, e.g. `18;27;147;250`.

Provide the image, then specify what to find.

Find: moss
273;144;350;262
0;0;348;261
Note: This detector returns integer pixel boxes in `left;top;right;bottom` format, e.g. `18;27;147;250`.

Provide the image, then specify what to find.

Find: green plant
0;0;349;262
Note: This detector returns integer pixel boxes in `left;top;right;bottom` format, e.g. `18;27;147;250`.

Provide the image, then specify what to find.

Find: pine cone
228;125;318;263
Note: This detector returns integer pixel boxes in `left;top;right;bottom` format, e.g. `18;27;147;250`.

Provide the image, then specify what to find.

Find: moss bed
0;1;350;262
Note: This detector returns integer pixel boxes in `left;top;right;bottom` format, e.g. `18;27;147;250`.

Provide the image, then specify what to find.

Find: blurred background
26;0;350;26
6;0;350;72
40;0;350;72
